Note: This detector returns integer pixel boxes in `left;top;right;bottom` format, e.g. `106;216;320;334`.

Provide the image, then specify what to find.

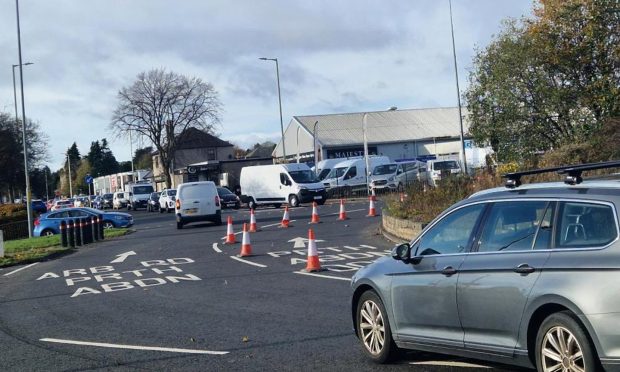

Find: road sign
85;175;93;184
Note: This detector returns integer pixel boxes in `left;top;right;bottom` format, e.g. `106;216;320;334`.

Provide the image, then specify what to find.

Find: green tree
74;159;92;195
465;0;620;161
133;146;153;170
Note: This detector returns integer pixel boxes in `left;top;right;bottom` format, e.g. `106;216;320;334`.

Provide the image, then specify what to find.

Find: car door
46;211;69;231
390;203;486;347
457;200;554;355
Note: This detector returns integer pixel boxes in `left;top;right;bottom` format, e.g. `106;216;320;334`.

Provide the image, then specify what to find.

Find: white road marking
293;271;351;281
410;361;491;368
3;262;39;277
39;338;229;355
229;256;267;268
212;243;222;253
110;251;136;263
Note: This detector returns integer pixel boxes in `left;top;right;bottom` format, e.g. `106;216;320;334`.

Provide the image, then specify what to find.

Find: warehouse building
273;107;490;167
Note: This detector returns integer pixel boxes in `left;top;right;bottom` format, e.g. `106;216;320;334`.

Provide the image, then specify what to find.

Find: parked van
240;163;327;208
370;160;426;191
322;156;391;191
175;181;221;229
112;191;129;209
313;157;362;181
426;158;462;186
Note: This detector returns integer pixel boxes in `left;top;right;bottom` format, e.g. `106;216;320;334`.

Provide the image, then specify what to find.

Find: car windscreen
168;190;177;196
104;194;113;199
372;164;397;175
133;186;154;194
326;167;347;179
317;168;331;180
217;187;233;195
434;161;459;171
288;170;319;184
117;193;125;198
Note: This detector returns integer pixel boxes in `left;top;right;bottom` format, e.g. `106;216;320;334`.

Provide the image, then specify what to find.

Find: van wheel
176;217;184;229
535;311;598;372
289;195;300;208
248;199;257;210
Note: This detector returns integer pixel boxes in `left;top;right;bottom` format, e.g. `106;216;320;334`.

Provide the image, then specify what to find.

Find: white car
175;182;221;229
51;199;74;211
112;191;129;209
158;188;177;213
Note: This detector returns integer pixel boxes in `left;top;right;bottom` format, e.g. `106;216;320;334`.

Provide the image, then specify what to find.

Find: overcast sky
0;0;533;169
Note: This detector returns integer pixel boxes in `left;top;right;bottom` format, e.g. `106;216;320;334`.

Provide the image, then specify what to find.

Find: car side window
477;201;549;253
416;204;486;256
69;210;87;217
555;202;618;248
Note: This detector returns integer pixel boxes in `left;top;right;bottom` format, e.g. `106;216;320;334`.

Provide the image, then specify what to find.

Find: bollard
99;217;105;240
67;220;75;248
84;217;92;244
92;216;99;242
60;220;68;247
75;219;82;247
0;230;4;258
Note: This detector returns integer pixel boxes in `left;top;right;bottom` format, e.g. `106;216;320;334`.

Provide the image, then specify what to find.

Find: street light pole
259;57;286;162
12;62;32;125
449;0;468;174
15;0;33;237
364;107;397;196
67;154;73;198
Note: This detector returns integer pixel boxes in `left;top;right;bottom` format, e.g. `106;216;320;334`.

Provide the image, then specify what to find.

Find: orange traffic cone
280;206;290;228
239;223;252;257
249;209;259;232
309;202;320;224
305;228;322;272
224;215;236;244
367;195;377;217
338;199;348;220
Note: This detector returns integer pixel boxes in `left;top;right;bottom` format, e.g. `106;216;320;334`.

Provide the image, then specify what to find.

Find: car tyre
159;206;164;213
102;221;114;229
176;220;183;229
356;290;397;364
535;311;598;372
248;198;257;210
288;195;300;208
41;229;55;237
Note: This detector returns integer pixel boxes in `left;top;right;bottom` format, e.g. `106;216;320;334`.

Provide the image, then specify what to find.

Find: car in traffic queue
112;191;129;209
159;188;177;213
51;199;74;211
147;192;160;212
101;193;113;209
351;161;620;372
31;199;48;214
217;187;240;209
175;181;221;229
33;207;133;237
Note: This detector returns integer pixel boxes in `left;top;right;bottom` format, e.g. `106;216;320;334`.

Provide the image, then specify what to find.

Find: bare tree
111;69;222;187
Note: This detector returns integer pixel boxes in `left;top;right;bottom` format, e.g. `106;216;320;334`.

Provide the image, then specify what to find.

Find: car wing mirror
391;243;412;262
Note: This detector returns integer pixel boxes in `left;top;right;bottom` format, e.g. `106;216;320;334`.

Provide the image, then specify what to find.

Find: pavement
0;201;523;371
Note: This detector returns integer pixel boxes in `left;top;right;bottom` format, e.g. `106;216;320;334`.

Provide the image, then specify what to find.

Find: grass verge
0;228;132;268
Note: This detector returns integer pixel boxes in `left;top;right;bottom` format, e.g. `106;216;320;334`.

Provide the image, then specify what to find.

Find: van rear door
179;183;216;217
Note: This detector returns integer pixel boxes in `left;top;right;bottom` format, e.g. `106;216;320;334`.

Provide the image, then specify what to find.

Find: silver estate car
351;162;620;371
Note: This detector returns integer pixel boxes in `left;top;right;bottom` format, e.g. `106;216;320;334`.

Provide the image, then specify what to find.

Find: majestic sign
325;146;377;159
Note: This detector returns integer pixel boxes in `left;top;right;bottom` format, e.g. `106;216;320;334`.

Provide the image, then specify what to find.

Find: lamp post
259;57;286;162
14;0;33;237
11;62;33;124
364;107;397;195
449;0;468;174
66;153;73;198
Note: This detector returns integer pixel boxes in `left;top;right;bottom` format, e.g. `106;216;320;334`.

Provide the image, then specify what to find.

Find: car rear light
215;195;220;207
34;218;40;226
175;199;180;209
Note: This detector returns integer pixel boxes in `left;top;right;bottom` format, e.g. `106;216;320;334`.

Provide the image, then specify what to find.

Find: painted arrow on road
110;251;136;263
288;237;324;248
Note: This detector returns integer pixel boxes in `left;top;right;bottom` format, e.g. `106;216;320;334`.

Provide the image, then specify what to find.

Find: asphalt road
0;201;525;371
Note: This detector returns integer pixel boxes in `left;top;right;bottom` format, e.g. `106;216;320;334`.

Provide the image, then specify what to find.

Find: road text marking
229;256;267;268
3;262;38;277
40;338;229;355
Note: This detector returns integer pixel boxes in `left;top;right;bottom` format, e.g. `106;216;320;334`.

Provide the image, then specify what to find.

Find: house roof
294;106;470;147
246;144;276;159
176;127;233;150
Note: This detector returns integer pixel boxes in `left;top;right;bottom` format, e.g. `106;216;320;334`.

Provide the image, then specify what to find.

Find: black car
217;187;240;209
101;193;113;209
32;199;48;214
147;192;160;212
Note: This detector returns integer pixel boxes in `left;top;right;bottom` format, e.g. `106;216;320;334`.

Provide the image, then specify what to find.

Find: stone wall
381;211;425;242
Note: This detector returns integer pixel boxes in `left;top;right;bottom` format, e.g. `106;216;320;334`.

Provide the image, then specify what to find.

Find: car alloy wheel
103;221;114;229
42;230;55;237
541;326;585;372
360;299;386;356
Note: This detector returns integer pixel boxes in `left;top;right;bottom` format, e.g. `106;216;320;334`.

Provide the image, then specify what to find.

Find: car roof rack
502;160;620;188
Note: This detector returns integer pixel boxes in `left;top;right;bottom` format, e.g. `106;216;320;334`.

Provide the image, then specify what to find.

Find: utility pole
449;0;468;174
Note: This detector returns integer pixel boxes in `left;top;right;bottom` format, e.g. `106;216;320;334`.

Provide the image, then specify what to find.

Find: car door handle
441;266;457;276
514;263;536;275
193;201;200;204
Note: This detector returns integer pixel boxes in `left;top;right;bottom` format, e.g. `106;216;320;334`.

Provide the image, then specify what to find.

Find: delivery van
426;158;462;186
322;156;391;191
313;157;362;181
369;160;426;191
240;163;327;208
175;181;221;229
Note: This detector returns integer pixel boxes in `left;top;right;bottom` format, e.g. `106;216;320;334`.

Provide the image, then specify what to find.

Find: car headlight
388;176;395;181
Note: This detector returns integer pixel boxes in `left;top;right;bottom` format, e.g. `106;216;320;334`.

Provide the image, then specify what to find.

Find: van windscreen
373;164;397;175
289;170;319;184
434;161;459;171
317;169;331;181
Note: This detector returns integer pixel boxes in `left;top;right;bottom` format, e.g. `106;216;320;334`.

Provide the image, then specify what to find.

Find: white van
322;156;391;191
175;181;221;229
426;159;462;186
370;160;426;191
112;191;129;209
240;163;327;208
313;157;362;181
